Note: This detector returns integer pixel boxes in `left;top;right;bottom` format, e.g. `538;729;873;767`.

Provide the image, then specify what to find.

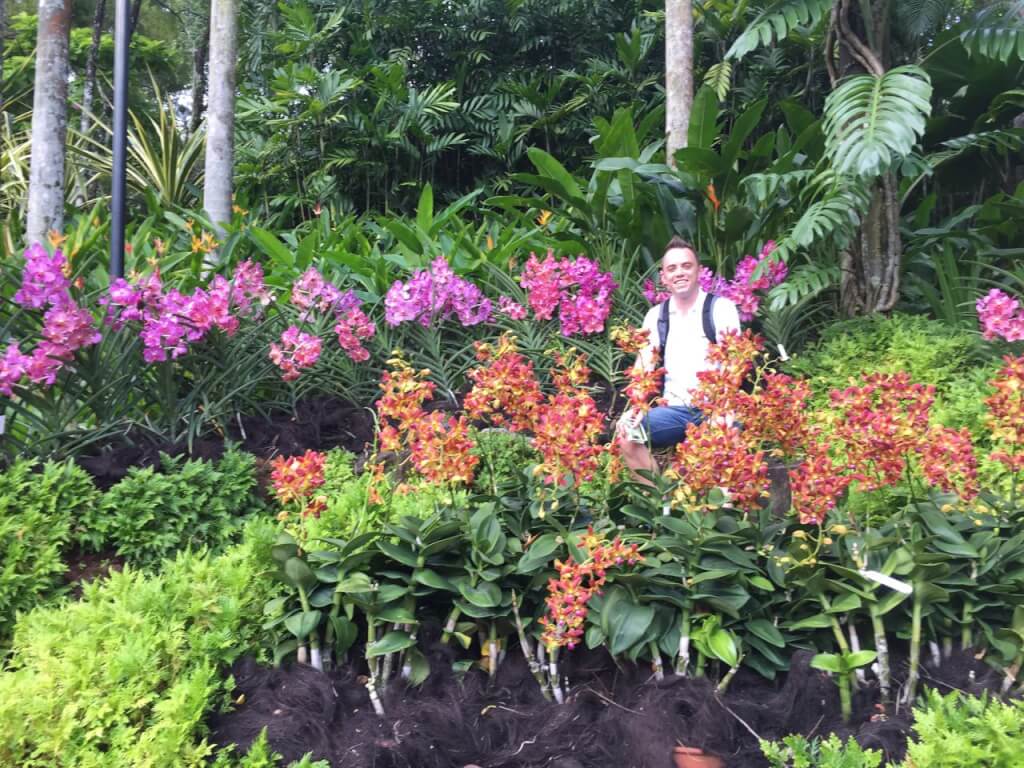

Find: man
616;236;741;479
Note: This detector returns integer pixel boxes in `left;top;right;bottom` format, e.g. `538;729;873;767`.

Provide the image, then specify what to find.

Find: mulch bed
210;635;1002;767
63;548;125;598
75;396;376;489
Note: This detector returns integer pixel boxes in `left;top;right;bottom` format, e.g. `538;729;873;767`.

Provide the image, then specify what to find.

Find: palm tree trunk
204;0;238;235
80;0;107;136
26;0;72;245
665;0;694;166
188;18;210;135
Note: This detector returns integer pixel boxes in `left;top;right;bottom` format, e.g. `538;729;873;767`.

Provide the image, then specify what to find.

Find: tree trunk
26;0;72;246
204;0;238;235
831;0;901;315
840;173;901;315
189;18;210;135
130;0;142;39
665;0;693;166
80;0;107;135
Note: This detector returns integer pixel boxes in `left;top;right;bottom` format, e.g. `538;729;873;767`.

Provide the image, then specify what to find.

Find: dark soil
76;396;376;488
210;640;1003;768
63;549;125;598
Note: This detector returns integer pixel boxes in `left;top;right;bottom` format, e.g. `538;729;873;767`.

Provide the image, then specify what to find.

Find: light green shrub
0;517;278;767
0;459;100;633
903;691;1024;767
785;314;982;402
760;733;883;767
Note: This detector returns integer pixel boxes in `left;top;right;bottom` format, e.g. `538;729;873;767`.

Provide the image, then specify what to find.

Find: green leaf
335;572;373;593
367;630;415;657
527;147;583;200
249;227;294;266
330;615;358;656
810;652;842;673
604;595;655;655
377;540;419;567
824;66;933;177
284;610;321;639
413;568;456;591
458;582;502;608
788;614;833;630
405;647;431;686
747;618;785;647
284;557;318;592
846;650;878;669
416;184;434;232
516;533;561;573
688;86;720;150
708;627;740;667
470;507;504;555
727;0;833;60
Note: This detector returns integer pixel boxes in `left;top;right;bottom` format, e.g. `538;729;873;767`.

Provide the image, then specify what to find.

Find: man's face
660;247;699;299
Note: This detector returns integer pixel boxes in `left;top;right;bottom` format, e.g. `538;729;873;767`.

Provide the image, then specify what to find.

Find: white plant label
860;569;913;595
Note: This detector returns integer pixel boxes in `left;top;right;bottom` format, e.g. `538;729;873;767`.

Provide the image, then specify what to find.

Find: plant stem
961;600;973;650
819;594;855;689
675;608;691;676
716;658;742;694
549;646;564;704
365;618;386;716
848;622;866;686
838;670;852;723
298;586;323;671
511;592;551;700
904;583;923;708
870;605;891;706
695;650;706;677
441;606;461;644
488;622;498;680
650;641;664;681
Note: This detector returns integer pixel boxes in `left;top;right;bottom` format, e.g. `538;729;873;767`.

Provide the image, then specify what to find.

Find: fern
768;263;841;310
961;0;1024;63
773;182;870;260
703;61;733;101
726;0;833;60
824;65;933;177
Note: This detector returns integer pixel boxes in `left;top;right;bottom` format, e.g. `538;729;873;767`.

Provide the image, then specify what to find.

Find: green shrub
785;314;982;402
0;517;279;767
903;691;1024;767
472;428;539;496
86;447;264;567
760;733;883;767
0;459;100;633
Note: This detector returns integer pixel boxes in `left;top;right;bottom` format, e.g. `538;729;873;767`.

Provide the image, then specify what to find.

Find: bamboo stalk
903;584;923;708
366;618;386;716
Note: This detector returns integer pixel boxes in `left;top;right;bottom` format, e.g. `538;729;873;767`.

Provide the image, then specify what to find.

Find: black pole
110;0;130;279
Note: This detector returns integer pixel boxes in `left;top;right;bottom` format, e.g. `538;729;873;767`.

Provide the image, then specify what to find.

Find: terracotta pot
672;745;725;768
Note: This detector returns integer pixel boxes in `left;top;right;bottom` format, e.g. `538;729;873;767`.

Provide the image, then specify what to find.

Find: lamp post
109;0;130;279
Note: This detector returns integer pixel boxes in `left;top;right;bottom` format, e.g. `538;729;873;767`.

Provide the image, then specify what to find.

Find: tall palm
25;0;73;245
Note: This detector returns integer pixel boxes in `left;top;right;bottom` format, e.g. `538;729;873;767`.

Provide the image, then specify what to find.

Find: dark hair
662;236;697;260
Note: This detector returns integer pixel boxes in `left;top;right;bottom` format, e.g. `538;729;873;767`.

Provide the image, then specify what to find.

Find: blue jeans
642;405;703;449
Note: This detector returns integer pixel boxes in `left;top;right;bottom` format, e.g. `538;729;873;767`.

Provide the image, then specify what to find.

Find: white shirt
639;290;741;406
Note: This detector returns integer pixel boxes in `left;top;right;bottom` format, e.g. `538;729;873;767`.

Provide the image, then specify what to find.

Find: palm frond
960;0;1024;63
726;0;833;60
703;61;733;101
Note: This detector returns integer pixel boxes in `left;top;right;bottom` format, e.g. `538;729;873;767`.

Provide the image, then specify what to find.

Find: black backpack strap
657;299;670;363
702;293;718;344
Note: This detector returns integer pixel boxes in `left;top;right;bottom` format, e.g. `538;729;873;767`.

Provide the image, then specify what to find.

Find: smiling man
616;236;741;480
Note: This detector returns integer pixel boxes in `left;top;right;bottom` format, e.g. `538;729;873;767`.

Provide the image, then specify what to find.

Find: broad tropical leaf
726;0;833;60
960;0;1024;63
823;66;933;177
